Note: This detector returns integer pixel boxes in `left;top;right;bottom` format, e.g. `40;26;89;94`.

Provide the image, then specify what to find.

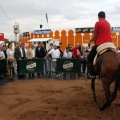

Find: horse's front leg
91;77;97;104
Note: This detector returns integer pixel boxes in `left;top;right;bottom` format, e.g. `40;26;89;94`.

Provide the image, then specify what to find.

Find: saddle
93;42;116;65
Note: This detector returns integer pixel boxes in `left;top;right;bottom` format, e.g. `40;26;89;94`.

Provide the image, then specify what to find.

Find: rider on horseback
87;11;112;78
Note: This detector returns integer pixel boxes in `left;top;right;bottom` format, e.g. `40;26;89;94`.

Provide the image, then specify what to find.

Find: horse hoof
9;77;13;80
96;108;100;111
94;101;97;105
93;99;97;104
96;107;104;111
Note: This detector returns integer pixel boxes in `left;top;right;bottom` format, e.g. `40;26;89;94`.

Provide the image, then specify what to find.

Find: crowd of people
0;11;116;81
0;41;91;79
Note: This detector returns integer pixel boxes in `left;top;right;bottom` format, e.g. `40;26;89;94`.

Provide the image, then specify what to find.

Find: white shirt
48;49;60;61
19;47;23;57
0;50;5;59
24;48;27;56
32;49;35;57
63;51;72;58
6;48;14;59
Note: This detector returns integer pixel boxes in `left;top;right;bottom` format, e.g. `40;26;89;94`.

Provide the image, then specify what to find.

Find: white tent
29;38;52;42
28;38;60;50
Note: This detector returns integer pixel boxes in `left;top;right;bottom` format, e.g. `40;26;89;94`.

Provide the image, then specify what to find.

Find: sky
0;0;120;40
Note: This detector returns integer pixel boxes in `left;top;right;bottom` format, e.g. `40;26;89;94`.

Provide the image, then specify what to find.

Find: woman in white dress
6;43;14;79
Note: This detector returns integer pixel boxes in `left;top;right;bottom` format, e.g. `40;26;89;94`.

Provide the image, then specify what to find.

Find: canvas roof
29;38;52;42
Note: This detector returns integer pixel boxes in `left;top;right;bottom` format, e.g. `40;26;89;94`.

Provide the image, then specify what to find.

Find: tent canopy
29;38;53;42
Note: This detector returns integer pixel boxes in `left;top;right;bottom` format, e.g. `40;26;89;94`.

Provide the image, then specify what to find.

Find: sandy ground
0;78;120;120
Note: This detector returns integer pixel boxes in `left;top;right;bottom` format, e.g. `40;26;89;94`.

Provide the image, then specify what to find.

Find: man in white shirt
46;44;60;61
27;43;35;77
27;43;35;59
0;44;5;79
45;44;61;77
0;44;5;60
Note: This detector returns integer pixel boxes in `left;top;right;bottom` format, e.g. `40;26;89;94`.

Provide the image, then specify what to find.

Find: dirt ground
0;78;120;120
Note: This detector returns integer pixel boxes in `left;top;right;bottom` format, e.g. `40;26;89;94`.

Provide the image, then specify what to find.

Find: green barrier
0;59;7;75
56;58;81;73
17;59;44;75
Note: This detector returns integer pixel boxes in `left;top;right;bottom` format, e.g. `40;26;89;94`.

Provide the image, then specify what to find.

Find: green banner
0;60;6;75
56;59;81;73
17;59;44;75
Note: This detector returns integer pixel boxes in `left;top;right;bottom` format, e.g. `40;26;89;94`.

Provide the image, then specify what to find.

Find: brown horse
90;49;120;111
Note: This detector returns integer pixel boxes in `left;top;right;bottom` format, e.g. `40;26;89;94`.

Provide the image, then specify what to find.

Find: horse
89;45;120;111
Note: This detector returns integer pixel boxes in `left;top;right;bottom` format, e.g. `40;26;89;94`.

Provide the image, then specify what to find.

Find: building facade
19;28;120;50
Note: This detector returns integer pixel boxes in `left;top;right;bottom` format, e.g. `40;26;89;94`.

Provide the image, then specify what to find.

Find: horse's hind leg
91;78;97;104
102;81;111;100
98;68;120;111
98;80;111;111
98;81;119;111
110;69;120;103
107;80;120;106
110;81;119;101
